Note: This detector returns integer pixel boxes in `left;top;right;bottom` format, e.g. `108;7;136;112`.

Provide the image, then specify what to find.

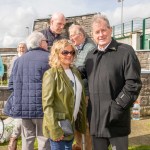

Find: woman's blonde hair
49;39;76;68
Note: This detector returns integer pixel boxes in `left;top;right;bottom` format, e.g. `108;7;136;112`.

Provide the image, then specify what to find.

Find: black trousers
92;136;128;150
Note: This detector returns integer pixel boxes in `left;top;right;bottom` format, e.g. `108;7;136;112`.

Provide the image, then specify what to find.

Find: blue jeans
49;139;73;150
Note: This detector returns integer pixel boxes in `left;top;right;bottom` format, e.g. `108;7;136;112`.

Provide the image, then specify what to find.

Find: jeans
49;139;73;150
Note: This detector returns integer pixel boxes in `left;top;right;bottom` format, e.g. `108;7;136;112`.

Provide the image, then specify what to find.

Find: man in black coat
85;14;142;150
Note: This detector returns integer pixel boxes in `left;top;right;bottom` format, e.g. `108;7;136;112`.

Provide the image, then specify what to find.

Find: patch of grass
108;145;150;150
0;137;38;150
129;145;150;150
1;138;150;150
16;138;38;150
0;141;8;146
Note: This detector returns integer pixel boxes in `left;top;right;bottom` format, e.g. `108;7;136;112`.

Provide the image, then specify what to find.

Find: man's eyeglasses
61;50;75;56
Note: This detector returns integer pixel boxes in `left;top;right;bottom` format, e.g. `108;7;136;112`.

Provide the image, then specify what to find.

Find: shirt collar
98;40;112;51
93;38;118;54
76;39;86;50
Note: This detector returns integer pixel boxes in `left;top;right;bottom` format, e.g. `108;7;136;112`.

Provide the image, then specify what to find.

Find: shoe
8;137;17;150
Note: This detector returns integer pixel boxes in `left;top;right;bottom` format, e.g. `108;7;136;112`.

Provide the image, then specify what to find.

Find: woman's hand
54;135;64;142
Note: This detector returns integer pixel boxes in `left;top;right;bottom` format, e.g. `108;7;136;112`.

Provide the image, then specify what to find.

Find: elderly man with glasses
69;24;96;150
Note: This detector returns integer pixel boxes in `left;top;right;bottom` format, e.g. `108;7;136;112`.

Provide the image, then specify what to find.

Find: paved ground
129;117;150;146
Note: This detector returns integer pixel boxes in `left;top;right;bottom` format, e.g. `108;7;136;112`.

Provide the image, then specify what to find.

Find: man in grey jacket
69;24;96;150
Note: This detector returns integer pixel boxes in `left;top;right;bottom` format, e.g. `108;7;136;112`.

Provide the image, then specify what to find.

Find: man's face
92;20;112;49
51;18;66;34
40;39;48;51
69;30;84;46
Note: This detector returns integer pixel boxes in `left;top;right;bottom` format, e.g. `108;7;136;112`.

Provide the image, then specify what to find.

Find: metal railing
113;17;150;36
113;17;150;50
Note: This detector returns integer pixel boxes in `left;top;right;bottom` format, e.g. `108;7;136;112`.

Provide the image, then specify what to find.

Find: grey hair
69;24;86;37
17;41;27;49
51;12;66;22
92;14;111;28
26;31;45;49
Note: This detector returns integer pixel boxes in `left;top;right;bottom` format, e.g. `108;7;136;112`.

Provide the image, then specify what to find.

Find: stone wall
0;48;16;53
140;73;150;116
33;13;97;38
136;51;150;70
136;51;150;116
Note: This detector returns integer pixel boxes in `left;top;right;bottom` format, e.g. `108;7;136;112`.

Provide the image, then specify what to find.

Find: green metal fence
113;17;150;50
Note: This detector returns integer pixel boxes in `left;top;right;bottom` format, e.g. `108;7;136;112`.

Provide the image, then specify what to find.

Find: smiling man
69;24;96;150
85;14;142;150
41;12;66;50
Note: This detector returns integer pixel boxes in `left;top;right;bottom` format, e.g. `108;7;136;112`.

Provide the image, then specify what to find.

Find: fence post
142;18;146;49
113;26;115;38
131;20;134;33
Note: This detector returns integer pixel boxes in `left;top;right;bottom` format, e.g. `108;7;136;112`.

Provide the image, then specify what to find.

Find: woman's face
17;43;27;56
58;45;75;69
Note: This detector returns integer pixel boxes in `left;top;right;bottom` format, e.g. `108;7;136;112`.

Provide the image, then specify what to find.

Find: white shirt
65;69;82;120
98;40;112;51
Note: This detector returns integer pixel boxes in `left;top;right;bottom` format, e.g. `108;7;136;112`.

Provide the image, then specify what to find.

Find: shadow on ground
129;134;150;146
129;117;150;146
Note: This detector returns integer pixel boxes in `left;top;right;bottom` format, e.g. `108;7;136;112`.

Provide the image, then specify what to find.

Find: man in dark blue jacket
4;31;50;150
85;14;142;150
41;12;66;50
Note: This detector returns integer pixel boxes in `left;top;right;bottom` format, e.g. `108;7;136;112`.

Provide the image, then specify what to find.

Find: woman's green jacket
42;66;86;141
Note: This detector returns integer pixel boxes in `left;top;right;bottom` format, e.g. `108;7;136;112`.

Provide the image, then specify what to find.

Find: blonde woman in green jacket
42;39;86;150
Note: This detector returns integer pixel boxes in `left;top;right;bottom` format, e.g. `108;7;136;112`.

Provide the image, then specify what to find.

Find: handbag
58;119;73;136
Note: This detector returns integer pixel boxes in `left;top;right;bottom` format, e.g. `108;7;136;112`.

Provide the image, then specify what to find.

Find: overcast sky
0;0;150;48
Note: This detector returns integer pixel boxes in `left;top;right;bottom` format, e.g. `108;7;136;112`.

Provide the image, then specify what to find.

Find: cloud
0;0;88;48
0;0;150;48
104;2;150;26
0;6;37;48
29;0;88;18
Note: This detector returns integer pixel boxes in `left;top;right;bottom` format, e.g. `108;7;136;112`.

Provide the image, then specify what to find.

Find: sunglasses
61;50;75;56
